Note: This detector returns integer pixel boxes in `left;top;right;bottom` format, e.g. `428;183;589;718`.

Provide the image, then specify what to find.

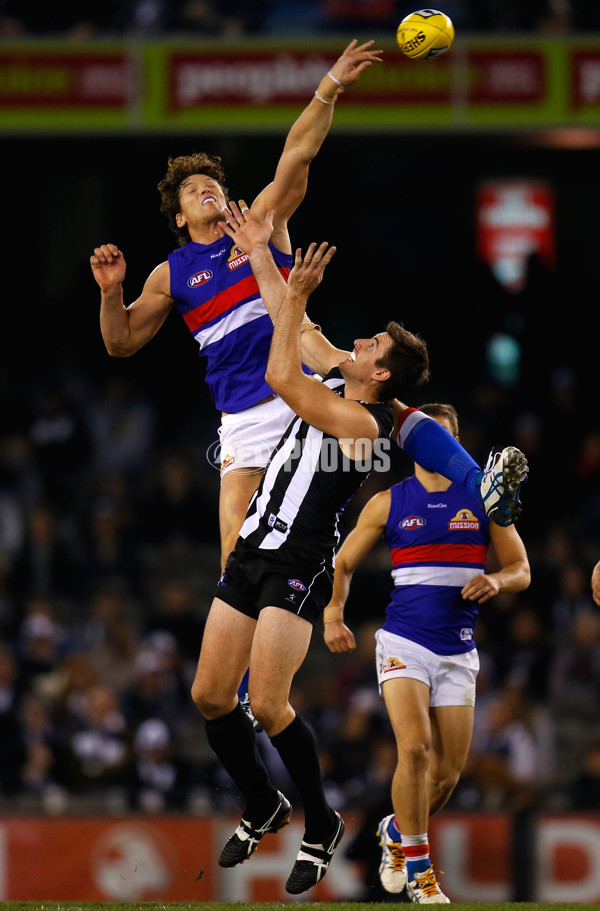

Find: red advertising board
476;178;555;291
571;50;600;108
4;813;600;901
0;52;134;107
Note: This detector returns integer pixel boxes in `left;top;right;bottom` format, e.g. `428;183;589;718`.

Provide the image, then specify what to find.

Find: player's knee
397;738;430;768
191;679;224;718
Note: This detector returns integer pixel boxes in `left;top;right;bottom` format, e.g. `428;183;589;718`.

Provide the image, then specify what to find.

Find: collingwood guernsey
237;369;393;567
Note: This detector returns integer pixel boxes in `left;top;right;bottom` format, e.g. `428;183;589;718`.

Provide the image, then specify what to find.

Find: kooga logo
188;270;212;288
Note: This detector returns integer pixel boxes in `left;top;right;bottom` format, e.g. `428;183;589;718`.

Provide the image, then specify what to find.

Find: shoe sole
218;798;292;868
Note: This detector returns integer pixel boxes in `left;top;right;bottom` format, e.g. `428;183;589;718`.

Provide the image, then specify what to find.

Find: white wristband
327;70;345;87
315;90;335;104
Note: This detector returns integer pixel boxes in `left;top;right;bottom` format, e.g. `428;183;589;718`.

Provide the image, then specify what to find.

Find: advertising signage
0;38;599;132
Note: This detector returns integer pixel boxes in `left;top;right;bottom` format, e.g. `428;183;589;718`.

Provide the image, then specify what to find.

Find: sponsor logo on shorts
227;245;249;271
288;579;306;592
460;627;473;641
401;515;425;529
382;657;406;673
220;452;235;473
448;508;480;530
427;502;447;508
187;269;213;287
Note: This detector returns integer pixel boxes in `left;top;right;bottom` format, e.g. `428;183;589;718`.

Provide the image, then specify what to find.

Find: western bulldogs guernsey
238;370;393;569
168;238;292;413
384;475;491;656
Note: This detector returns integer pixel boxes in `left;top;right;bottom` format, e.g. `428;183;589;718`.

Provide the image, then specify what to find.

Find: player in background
592;559;600;607
89;39;383;574
323;403;531;904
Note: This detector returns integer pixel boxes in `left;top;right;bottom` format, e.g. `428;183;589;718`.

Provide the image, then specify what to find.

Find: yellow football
396;9;455;60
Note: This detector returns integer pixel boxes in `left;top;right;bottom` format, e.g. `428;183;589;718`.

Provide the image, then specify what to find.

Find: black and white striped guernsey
238;369;393;568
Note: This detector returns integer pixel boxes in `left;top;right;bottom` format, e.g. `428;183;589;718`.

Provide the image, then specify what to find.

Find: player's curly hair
375;321;430;401
157;152;229;246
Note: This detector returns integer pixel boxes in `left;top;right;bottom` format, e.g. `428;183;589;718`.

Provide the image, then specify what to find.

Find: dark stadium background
4;131;596;501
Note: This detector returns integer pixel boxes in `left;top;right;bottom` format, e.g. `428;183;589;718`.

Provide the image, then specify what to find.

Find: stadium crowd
0;0;598;38
1;249;599;822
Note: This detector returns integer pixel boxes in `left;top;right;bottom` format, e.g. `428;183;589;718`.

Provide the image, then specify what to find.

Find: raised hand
288;242;336;299
219;200;274;253
90;244;126;289
329;39;384;87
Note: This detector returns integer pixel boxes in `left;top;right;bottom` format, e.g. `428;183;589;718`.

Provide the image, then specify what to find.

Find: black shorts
215;545;333;626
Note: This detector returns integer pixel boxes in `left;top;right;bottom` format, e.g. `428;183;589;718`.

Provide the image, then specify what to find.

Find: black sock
205;702;278;821
270;713;335;842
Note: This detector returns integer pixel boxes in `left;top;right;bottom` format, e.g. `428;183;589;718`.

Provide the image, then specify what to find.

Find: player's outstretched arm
324;490;391;653
251;40;383;251
592;560;600;607
222;204;350;375
266;244;379;447
91;244;173;356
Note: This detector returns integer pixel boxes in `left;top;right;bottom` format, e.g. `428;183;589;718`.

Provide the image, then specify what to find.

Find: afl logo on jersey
288;579;306;592
187;269;213;288
401;515;425;530
448;508;480;530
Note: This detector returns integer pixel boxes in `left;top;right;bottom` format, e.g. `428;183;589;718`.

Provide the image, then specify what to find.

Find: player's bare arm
266;244;381;447
324;490;391;653
251;40;383;251
461;522;531;604
91;244;174;356
221;204;349;374
592;560;600;607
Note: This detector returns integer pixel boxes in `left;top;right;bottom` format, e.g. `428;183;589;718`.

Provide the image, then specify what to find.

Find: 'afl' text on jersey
384;475;491;655
169;238;292;413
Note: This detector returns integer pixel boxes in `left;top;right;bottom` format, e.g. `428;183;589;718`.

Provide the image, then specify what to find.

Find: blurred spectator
18;692;59;796
550;559;595;644
139;453;215;553
127;717;193;811
462;685;552;810
0;644;26;795
11;505;81;602
87;377;155;477
88;612;142;693
569;740;600;810
80;502;140;595
60;683;129;794
28;388;89;509
15;600;71;694
549;609;600;709
0;0;120;36
500;607;553;700
120;647;188;731
145;577;205;664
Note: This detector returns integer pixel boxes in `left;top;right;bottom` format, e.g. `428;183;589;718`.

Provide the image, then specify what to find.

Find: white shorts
375;628;479;707
218;395;296;478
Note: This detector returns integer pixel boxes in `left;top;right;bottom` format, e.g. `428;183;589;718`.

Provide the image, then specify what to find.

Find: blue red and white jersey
383;475;491;655
168;238;292;413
